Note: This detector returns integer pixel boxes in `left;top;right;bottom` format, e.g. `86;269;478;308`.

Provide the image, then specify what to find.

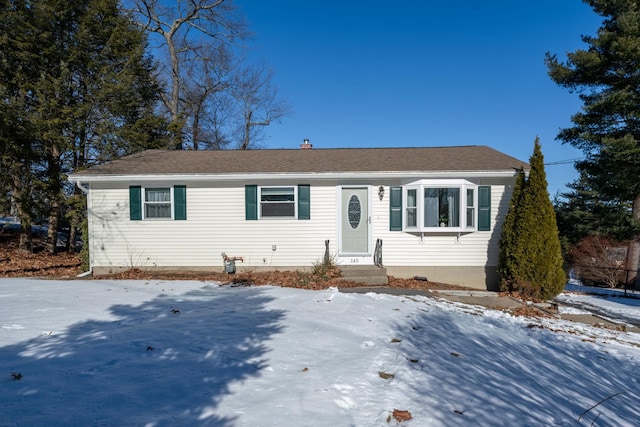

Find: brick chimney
300;139;312;149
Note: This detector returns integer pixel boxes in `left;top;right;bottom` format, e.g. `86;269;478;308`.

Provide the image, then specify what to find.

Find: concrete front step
338;265;388;286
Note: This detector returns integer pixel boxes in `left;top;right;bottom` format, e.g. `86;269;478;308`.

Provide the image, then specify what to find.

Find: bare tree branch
231;63;292;150
577;392;625;423
128;0;246;149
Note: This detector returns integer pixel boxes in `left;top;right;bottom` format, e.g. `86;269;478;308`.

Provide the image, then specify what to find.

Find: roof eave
68;170;522;183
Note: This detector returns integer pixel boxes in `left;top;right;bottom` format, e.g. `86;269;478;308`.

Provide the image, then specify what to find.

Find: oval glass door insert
348;195;362;229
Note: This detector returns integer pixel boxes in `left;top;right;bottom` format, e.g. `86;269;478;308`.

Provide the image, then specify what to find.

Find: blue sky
234;0;602;196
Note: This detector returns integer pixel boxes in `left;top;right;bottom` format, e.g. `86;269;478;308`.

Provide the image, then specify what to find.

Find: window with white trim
403;180;477;231
129;185;186;221
466;188;475;228
406;188;417;228
144;187;172;219
260;186;296;217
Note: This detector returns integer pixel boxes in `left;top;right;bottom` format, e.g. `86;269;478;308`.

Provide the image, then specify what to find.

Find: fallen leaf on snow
379;371;394;380
392;409;412;422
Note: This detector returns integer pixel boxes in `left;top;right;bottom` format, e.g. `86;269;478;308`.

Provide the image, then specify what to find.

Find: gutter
75;181;90;193
67;170;522;184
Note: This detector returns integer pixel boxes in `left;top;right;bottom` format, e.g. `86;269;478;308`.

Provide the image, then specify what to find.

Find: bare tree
182;44;232;149
569;235;627;288
198;90;234;149
231;63;292;150
130;0;246;149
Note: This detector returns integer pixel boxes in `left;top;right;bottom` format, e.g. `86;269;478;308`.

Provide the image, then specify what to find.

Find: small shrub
311;253;339;281
569;235;626;288
295;270;312;287
295;253;340;287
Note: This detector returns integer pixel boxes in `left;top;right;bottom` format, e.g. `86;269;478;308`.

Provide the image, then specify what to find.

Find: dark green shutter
129;186;142;220
245;185;258;220
389;186;402;231
298;185;310;220
478;185;491;231
174;185;187;220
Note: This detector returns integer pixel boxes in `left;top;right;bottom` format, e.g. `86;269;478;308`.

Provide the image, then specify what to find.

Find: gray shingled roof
71;146;528;176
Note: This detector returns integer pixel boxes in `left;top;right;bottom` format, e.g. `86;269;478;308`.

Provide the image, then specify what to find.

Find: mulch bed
0;229;473;291
99;268;473;291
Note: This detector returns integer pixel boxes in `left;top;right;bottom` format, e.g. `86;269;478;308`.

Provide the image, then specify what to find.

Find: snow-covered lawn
556;283;640;327
1;279;639;426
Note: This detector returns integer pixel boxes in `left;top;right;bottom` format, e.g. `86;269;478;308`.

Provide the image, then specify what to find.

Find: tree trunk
627;193;640;289
46;144;61;254
241;110;251;150
16;200;33;254
192;100;202;150
19;221;33;254
12;174;32;254
67;217;78;253
46;200;59;254
167;28;183;150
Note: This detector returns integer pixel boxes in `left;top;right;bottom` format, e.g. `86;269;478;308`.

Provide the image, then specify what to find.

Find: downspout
75;181;92;277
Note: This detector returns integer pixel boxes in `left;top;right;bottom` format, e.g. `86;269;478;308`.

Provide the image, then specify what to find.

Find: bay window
402;180;479;231
424;187;460;227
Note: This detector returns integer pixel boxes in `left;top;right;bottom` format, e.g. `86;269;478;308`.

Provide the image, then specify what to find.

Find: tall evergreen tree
0;0;41;252
554;170;632;249
499;138;566;300
498;167;526;291
546;0;640;286
1;0;168;253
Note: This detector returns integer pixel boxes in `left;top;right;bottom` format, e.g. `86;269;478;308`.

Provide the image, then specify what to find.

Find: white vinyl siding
86;180;508;273
88;182;336;269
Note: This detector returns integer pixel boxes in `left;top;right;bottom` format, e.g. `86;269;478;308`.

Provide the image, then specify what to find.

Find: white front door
340;187;369;254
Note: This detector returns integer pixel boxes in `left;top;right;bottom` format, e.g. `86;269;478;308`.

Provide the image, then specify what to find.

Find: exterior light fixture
378;185;385;201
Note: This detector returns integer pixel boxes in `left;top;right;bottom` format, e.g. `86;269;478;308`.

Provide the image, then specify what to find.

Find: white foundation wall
88;182;339;272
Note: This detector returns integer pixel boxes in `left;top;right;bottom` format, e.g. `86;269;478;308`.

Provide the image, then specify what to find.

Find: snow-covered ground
557;283;640;327
1;279;639;426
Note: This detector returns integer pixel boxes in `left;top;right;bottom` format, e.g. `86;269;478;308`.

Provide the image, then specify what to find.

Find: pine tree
1;0;168;253
554;170;632;248
546;0;640;286
0;0;41;252
498;168;526;291
499;138;566;300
